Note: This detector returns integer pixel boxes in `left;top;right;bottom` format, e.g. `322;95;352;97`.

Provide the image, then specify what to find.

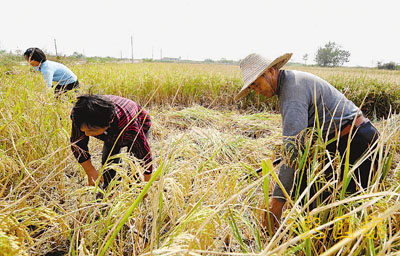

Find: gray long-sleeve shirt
272;70;361;201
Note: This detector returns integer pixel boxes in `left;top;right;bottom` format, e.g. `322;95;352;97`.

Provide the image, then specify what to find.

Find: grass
0;62;399;255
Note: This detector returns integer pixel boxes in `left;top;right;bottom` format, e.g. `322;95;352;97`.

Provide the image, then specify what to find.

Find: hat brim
235;53;292;101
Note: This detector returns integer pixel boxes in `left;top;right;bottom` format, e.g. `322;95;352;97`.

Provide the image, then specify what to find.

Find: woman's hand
87;169;103;186
81;159;104;186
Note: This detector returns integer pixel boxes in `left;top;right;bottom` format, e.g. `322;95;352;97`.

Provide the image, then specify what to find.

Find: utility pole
160;48;163;60
54;39;58;57
131;35;134;63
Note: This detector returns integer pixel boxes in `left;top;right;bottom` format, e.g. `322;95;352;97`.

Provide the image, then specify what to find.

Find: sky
1;0;399;67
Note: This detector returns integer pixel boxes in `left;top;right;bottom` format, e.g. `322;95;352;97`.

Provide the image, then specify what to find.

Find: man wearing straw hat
235;53;380;233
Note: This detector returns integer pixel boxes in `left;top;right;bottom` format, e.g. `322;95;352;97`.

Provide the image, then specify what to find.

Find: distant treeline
377;61;400;70
1;49;399;69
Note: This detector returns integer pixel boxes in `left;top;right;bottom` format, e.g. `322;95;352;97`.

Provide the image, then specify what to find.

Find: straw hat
235;53;292;100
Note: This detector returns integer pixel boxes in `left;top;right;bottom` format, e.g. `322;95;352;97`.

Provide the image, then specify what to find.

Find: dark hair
72;94;115;129
23;47;47;63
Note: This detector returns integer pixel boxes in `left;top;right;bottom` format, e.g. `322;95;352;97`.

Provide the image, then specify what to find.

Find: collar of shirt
276;70;285;97
37;61;48;72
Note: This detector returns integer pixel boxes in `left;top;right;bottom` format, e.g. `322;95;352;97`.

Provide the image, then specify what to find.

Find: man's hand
263;197;285;234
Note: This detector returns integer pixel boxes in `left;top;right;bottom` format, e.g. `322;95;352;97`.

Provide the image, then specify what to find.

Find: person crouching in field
70;94;152;189
235;53;380;233
24;47;79;95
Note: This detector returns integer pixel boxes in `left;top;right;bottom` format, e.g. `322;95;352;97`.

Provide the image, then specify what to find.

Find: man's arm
264;197;285;233
272;99;308;202
265;100;309;231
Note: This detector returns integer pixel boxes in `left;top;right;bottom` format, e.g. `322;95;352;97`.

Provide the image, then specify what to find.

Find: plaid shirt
70;95;152;174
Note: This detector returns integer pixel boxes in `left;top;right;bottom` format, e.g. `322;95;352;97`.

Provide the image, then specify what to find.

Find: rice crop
72;63;400;119
0;62;400;255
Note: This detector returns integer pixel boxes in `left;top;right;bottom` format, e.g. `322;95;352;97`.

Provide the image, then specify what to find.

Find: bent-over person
24;47;79;95
70;94;152;189
235;53;380;233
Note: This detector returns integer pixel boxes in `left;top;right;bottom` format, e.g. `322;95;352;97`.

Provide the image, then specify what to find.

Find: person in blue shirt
24;48;79;95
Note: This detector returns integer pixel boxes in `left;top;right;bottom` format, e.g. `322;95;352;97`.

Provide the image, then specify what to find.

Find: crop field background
1;61;400;255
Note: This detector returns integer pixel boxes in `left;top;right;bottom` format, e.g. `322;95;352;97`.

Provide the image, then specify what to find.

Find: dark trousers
101;129;150;189
293;121;380;209
54;80;79;95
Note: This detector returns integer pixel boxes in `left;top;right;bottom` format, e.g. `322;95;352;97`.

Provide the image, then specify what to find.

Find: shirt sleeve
41;68;54;88
272;139;299;202
272;100;309;202
70;122;91;163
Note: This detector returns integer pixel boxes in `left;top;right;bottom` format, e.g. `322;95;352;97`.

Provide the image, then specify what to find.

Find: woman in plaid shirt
70;94;152;188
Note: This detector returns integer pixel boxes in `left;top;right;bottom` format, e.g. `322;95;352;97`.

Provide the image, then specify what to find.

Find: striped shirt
70;95;152;174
